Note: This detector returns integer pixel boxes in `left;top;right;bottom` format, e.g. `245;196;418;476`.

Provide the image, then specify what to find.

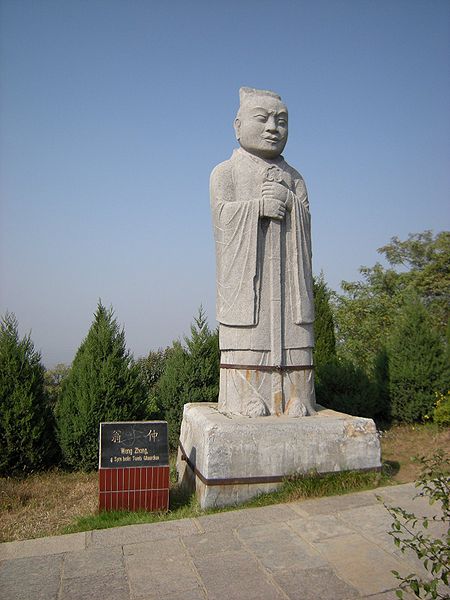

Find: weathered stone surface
211;87;316;418
287;514;354;543
177;402;381;508
63;546;124;578
60;573;130;600
182;529;242;558
236;522;326;571
124;537;202;599
191;549;286;600
195;503;297;532
272;566;360;600
312;532;407;595
0;531;87;560
291;488;380;516
0;554;63;600
89;517;198;547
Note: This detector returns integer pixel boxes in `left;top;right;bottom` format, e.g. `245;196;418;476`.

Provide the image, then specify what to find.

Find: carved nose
266;117;277;131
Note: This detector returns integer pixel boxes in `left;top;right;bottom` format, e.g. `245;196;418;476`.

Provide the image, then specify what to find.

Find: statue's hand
260;196;286;220
261;181;288;220
262;181;288;202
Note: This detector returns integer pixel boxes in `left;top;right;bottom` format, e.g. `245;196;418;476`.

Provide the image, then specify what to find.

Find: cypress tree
313;275;337;369
388;295;447;422
57;302;146;470
0;313;55;474
157;307;219;450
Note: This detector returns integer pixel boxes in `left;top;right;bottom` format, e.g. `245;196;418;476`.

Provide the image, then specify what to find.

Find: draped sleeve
287;170;315;325
210;159;261;326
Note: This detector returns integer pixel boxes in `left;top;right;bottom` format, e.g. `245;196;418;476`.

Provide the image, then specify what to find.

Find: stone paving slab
272;565;360;600
0;531;88;560
0;483;443;600
236;522;326;572
195;502;297;532
312;532;416;596
0;554;64;600
88;517;200;547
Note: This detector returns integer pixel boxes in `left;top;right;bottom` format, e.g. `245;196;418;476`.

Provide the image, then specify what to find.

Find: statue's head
234;87;288;159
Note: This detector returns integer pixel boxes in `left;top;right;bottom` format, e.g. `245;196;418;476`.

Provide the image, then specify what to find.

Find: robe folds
210;147;315;354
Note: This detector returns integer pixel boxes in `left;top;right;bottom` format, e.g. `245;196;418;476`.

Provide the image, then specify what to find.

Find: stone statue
210;87;316;418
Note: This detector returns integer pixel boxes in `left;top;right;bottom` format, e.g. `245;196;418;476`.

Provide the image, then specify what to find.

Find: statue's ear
233;118;241;141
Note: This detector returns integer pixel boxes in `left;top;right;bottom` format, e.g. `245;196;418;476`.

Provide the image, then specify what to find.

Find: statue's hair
239;87;282;105
236;87;286;123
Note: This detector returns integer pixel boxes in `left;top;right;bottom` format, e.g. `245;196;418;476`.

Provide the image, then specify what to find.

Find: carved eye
254;114;267;122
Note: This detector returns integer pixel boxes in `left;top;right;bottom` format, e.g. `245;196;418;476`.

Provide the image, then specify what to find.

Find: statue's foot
243;397;268;417
285;398;317;417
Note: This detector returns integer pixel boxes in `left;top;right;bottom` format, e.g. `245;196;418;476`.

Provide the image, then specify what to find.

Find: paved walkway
0;483;445;600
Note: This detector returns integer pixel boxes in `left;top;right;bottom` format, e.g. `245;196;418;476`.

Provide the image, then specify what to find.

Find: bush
0;313;55;474
135;348;170;418
157;308;219;450
57;302;146;471
433;391;450;427
313;275;336;369
382;451;449;599
315;359;379;419
373;347;391;421
44;363;71;415
389;295;447;423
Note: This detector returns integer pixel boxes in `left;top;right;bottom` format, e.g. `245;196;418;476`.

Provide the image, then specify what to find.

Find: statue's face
235;96;288;159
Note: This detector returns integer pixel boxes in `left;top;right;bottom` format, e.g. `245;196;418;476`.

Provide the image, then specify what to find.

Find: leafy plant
0;313;56;474
388;295;447;423
57;302;146;471
334;230;449;376
382;451;450;599
156;307;219;450
313;275;336;369
433;392;450;427
315;358;379;418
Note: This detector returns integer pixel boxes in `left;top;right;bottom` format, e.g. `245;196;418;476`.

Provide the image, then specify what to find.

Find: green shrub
0;313;55;474
388;295;447;423
157;308;219;450
433;391;450;427
373;347;391;421
313;275;336;369
382;450;450;599
315;359;379;419
135;348;170;418
57;302;146;471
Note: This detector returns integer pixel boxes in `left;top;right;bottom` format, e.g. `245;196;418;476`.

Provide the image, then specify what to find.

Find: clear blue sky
1;0;449;367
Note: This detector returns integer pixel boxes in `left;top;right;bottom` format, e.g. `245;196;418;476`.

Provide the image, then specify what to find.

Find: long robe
210;148;315;416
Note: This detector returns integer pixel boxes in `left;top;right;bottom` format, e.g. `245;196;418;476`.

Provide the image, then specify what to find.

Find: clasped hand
261;181;290;220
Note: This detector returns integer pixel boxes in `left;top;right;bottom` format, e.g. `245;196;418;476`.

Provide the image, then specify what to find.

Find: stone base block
177;403;381;509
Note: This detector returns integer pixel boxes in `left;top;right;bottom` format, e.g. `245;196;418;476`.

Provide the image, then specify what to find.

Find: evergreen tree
157;307;219;450
0;313;55;474
57;302;146;470
313;275;336;369
334;230;449;375
135;347;170;418
388;295;447;422
315;359;379;419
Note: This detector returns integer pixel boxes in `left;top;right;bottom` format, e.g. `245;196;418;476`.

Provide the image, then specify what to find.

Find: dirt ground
0;471;97;543
0;424;448;543
380;423;450;483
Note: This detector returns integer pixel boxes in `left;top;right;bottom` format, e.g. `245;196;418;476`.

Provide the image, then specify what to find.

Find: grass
63;468;386;536
1;423;448;543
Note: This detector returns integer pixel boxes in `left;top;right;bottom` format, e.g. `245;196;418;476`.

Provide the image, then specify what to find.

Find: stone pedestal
177;403;381;509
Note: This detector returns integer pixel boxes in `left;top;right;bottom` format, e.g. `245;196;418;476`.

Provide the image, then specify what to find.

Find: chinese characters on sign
99;421;168;469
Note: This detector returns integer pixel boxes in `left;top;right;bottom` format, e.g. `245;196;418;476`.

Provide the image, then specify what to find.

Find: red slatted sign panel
98;421;169;512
